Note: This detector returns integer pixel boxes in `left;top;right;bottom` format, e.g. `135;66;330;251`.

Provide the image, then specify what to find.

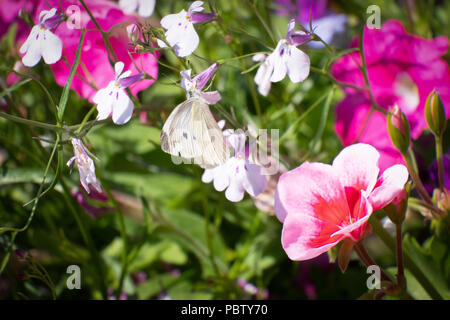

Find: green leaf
403;234;450;299
57;29;86;122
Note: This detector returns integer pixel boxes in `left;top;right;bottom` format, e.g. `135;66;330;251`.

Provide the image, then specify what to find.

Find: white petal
138;0;155;17
21;30;43;67
112;90;134;124
165;22;199;57
119;0;138;14
160;11;185;30
189;1;204;13
269;48;287;83
118;70;131;80
115;62;125;78
254;62;273;96
156;39;168;48
225;180;245;202
41;30;62;64
213;165;230;191
202;168;215;183
19;26;39;54
285;45;310;83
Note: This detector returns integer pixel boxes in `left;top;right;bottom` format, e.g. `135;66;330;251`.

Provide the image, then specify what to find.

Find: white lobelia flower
19;8;63;67
67;138;102;194
119;0;156;18
202;124;268;202
180;62;221;104
93;61;143;125
157;1;215;57
254;19;311;96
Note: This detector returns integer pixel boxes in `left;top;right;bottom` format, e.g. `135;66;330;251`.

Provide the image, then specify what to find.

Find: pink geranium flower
332;20;450;171
275;143;408;261
30;0;158;102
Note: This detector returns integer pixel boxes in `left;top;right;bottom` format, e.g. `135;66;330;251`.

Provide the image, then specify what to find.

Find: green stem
396;224;406;289
435;135;445;191
403;150;434;207
0;111;61;131
370;217;443;300
354;242;393;283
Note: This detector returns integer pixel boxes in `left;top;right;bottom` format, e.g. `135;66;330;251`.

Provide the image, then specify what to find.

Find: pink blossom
332;20;450;171
275;143;408;261
31;0;158;102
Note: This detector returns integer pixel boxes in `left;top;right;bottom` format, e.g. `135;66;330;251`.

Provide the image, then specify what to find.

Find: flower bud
385;188;408;224
127;23;140;42
425;90;447;137
387;105;411;154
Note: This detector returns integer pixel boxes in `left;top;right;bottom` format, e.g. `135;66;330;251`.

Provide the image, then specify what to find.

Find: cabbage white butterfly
160;97;229;168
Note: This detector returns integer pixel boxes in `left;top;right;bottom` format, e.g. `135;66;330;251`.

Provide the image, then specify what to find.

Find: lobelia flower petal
225;178;246;202
332;143;380;192
112;90;134;125
201;168;215;183
254;61;273;96
368;164;409;211
93;85;114;120
192;63;218;90
190;12;215;24
114;62;125;79
41;29;62;65
138;0;155;17
284;45;310;83
119;0;138;14
20;27;42;67
169;23;200;57
242;161;268;196
269;42;288;82
188;1;205;14
200;91;221;105
212;164;229;191
160;11;186;30
117;73;143;88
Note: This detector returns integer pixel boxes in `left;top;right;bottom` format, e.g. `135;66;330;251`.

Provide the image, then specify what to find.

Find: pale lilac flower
19;8;63;67
180;63;221;104
202;128;268;202
93;61;143;125
157;1;215;57
120;0;156;18
67;138;102;194
254;19;311;96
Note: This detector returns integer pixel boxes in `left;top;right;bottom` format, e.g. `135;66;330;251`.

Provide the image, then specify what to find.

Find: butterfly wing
160;98;228;168
191;99;229;168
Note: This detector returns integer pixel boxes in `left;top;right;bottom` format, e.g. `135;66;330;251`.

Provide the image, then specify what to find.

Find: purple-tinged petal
188;1;205;14
288;31;313;46
193;63;218;90
200;91;221;105
41;14;63;30
190;12;215;24
117;73;144;88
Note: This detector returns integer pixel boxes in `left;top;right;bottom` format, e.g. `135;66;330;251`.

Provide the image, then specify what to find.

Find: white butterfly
160;97;229;168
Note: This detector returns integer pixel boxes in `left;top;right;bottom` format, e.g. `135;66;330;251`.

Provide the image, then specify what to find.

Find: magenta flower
93;61;143;125
202;125;267;202
30;0;158;102
19;8;63;67
254;19;311;96
332;20;450;171
180;63;221;104
275;143;408;261
157;1;215;57
67;138;102;194
71;187;111;218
